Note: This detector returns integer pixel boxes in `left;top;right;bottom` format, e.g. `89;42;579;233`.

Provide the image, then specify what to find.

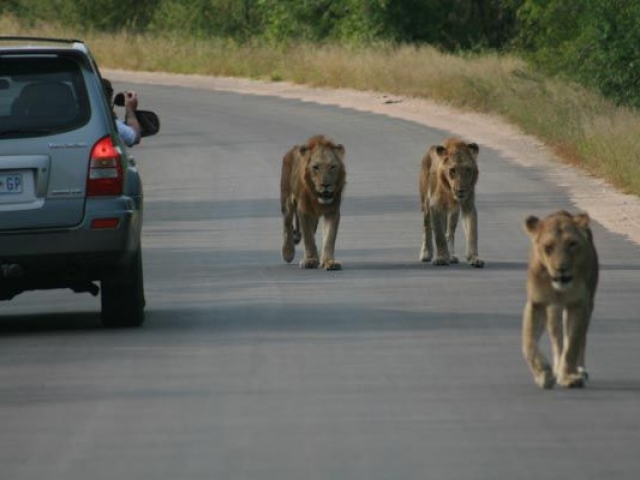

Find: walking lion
522;210;599;389
280;135;346;270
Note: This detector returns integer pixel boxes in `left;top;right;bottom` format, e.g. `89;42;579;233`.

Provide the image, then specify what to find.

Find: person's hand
124;90;138;110
122;90;142;144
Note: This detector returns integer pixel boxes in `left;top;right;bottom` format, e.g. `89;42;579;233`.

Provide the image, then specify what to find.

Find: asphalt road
1;82;640;480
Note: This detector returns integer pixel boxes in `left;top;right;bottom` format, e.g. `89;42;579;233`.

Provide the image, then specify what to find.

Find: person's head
102;78;114;101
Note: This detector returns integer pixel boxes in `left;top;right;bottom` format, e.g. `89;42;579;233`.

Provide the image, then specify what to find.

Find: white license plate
0;173;23;194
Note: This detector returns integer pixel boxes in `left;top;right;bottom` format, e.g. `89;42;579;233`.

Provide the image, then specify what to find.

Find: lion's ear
334;144;345;160
524;215;540;236
298;145;309;156
573;213;591;230
434;145;447;158
573;212;594;243
573;212;590;230
468;143;479;160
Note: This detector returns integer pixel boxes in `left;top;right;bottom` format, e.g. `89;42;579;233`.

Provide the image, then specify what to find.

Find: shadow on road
141;304;521;335
0;311;102;334
0;303;517;336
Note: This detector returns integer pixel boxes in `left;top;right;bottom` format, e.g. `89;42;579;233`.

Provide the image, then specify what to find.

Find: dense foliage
3;0;639;108
1;0;517;47
514;0;640;108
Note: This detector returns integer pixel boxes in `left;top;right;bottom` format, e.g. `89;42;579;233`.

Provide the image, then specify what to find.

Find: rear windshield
0;55;90;139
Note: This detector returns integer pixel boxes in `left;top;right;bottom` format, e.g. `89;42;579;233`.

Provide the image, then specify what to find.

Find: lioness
419;138;484;267
522;210;599;389
280;135;346;270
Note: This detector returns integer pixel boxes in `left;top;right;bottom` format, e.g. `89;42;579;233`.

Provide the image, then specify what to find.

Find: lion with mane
280;135;346;270
522;210;599;389
419;138;484;267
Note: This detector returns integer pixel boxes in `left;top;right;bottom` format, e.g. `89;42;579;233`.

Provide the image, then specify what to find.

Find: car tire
101;246;145;328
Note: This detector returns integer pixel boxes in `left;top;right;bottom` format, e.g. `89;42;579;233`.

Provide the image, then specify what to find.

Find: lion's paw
558;373;586;389
468;256;485;268
299;257;319;269
450;255;459;264
578;367;590;384
534;367;556;390
419;246;432;263
282;240;295;263
432;256;450;266
322;260;342;271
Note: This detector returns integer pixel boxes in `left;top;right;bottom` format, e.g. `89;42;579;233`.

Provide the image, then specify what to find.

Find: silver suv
0;36;151;327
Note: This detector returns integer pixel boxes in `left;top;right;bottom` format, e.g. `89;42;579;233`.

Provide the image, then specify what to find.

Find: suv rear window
0;55;90;138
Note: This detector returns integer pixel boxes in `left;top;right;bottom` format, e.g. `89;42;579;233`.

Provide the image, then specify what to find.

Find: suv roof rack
0;36;84;45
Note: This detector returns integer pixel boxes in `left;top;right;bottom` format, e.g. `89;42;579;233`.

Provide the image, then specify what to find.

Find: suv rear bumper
0;195;142;299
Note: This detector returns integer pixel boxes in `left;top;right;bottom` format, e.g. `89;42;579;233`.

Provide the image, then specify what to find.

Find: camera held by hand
113;92;127;106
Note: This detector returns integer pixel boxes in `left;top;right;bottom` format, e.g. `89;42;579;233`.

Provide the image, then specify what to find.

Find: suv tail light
87;136;123;196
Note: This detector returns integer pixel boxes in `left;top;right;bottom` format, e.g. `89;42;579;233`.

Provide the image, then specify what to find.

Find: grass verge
3;15;640;196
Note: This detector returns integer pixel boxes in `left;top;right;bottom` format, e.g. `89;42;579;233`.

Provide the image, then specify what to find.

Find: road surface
1;81;639;479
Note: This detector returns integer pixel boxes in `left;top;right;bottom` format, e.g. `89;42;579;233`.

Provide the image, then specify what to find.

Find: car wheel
101;246;145;328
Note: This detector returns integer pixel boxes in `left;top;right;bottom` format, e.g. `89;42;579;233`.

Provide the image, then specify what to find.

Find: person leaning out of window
102;78;142;147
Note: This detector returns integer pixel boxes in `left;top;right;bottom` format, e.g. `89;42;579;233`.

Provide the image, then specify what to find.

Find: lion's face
301;143;345;205
437;142;479;201
525;211;592;292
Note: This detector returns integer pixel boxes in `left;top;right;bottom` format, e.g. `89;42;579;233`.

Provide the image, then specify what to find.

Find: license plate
0;173;23;194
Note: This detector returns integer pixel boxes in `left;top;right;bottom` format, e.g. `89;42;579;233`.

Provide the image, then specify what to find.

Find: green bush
253;0;516;48
148;0;256;40
1;0;518;49
1;0;158;31
515;0;640;108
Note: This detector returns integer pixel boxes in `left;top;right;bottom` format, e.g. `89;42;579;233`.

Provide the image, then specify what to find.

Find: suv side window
0;55;90;138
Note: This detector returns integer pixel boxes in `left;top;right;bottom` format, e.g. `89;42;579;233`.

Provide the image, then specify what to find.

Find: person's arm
123;91;141;145
116;119;139;147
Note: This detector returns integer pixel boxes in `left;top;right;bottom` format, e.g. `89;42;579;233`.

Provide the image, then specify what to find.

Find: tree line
3;0;639;108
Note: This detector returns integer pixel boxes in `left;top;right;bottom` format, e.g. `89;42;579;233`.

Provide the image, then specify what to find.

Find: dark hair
102;78;114;99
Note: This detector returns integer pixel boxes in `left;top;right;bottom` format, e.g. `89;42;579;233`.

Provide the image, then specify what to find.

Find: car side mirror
135;110;160;137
